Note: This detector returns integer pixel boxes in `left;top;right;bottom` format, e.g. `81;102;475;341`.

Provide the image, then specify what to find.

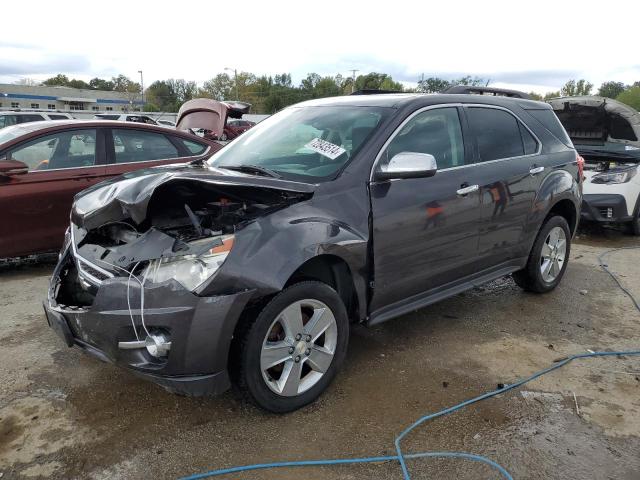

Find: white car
94;113;158;125
549;96;640;235
156;119;176;127
0;111;73;129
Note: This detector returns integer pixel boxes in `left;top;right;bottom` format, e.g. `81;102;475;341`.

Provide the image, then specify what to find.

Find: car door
0;128;106;257
369;106;482;313
104;128;210;177
464;106;542;269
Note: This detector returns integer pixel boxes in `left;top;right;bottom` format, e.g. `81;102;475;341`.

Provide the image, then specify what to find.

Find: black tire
630;201;640;236
512;216;571;293
235;281;349;413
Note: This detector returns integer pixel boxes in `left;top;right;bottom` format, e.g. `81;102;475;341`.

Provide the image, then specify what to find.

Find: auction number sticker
305;138;346;160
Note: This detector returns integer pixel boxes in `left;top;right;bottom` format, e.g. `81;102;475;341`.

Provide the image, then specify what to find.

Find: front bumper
580;194;633;223
45;247;254;396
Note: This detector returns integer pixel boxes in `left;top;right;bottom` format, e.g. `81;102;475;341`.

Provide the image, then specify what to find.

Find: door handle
456;184;479;196
529;166;545;175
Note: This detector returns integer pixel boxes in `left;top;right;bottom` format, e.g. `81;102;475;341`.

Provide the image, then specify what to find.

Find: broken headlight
144;235;234;291
591;166;638;184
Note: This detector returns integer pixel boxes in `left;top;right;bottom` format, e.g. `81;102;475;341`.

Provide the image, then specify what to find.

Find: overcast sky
1;0;638;93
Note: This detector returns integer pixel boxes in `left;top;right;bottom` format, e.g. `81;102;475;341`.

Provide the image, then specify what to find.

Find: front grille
75;254;114;286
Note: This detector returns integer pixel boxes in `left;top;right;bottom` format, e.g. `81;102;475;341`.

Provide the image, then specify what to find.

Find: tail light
576;154;585;182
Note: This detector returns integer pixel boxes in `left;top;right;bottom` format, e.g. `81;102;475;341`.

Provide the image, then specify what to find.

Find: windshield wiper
220;165;282;178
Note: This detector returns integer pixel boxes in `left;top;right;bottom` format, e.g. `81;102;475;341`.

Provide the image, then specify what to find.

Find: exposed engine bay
81;181;300;248
55;180;311;307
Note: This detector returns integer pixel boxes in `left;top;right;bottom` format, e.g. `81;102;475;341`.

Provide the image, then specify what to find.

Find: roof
292;93;549;110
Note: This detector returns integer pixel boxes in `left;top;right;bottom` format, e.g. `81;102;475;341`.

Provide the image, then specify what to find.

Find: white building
0;83;144;113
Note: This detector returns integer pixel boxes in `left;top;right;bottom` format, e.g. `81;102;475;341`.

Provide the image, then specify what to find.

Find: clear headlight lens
591;167;637;184
144;235;234;291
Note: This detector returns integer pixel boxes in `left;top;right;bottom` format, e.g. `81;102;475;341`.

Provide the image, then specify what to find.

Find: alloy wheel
260;299;337;396
540;226;567;282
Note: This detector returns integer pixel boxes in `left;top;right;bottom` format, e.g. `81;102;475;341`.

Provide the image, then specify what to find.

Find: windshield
207;106;390;181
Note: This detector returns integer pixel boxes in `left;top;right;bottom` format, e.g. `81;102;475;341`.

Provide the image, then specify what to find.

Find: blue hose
180;247;640;480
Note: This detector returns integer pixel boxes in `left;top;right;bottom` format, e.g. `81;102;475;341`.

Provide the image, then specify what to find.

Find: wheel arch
284;254;359;322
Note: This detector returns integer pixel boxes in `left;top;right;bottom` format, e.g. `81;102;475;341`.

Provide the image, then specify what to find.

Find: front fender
199;214;369;318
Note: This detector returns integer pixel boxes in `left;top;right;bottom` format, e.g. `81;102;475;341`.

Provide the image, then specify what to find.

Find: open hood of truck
175;98;251;138
71;164;315;230
548;96;640;148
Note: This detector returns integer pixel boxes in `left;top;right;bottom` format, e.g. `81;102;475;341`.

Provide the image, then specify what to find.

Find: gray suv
45;90;582;412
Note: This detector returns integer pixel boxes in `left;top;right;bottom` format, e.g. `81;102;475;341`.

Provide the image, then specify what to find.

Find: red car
0;120;220;258
176;99;253;141
225;119;256;139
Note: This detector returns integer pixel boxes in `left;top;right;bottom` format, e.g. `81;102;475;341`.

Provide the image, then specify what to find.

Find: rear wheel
236;281;349;413
513;216;571;293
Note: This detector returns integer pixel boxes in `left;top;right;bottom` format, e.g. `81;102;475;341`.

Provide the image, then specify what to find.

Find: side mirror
0;158;29;176
375;152;438;180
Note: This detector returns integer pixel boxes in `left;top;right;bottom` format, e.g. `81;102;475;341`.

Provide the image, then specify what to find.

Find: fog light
145;332;171;358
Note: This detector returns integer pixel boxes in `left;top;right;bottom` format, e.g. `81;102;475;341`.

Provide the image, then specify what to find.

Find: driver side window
380;107;466;171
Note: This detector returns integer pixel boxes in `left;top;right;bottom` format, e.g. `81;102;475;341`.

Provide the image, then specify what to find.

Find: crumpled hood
548;96;640;148
72;164;316;230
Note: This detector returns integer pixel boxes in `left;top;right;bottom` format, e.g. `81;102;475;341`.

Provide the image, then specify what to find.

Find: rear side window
10;129;97;171
519;123;538;155
466;107;524;161
527;109;572;146
112;129;179;163
177;138;208;155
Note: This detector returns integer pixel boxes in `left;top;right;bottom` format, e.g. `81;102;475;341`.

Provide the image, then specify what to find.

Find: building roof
0;83;142;105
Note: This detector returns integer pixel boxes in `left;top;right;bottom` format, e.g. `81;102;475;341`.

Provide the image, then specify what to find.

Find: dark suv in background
45;90;582;412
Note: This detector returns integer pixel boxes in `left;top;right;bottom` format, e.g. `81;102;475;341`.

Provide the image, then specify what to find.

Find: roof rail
350;89;403;96
441;85;531;99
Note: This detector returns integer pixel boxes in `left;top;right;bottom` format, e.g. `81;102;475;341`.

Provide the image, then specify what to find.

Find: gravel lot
1;226;639;480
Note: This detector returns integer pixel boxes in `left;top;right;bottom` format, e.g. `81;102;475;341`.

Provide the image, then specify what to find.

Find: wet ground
1;224;639;479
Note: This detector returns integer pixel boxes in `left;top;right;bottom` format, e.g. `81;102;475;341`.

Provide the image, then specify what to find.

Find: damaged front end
45;167;313;395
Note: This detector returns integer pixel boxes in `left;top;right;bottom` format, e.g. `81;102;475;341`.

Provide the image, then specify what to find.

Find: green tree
452;75;486;86
200;73;234;100
560;79;593;96
543;91;561;100
417;77;451;93
67;78;90;89
42;74;71;86
597;81;626;99
111;74;140;94
528;91;543;101
145;80;178;111
354;73;403;92
616;86;640;111
89;77;115;91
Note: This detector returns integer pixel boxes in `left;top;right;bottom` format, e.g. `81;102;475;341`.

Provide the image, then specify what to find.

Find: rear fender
521;169;580;255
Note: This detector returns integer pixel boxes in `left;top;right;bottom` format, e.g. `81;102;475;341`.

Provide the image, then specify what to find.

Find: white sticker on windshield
305;138;347;160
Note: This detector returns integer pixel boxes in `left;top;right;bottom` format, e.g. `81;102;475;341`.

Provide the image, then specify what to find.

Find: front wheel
236;281;349;413
513;216;571;293
630;206;640;236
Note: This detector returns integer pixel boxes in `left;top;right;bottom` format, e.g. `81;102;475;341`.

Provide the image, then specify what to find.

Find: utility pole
349;69;359;93
225;67;239;100
138;70;144;109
